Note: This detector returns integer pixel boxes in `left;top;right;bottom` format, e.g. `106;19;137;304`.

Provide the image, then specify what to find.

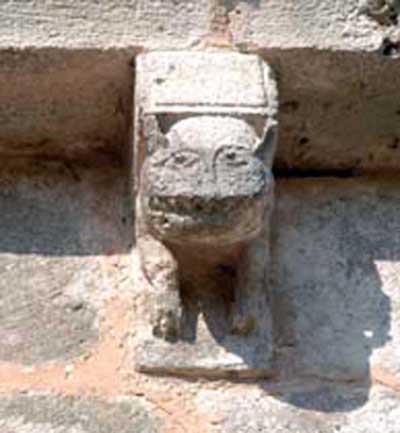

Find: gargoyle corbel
134;51;278;378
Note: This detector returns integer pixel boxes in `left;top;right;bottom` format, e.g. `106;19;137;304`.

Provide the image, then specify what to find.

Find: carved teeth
149;196;161;209
165;197;175;207
149;196;255;215
181;200;190;212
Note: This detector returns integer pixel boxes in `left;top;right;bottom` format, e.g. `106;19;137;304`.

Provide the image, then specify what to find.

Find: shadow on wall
0;158;393;409
0;160;132;256
269;178;394;412
0;159;132;364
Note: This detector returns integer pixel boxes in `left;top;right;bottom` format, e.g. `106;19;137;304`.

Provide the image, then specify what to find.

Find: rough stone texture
225;0;400;51
0;394;160;433
0;160;128;364
0;49;132;163
196;385;400;432
267;50;400;173
1;2;400;431
1;0;399;52
1;3;400;173
273;177;400;382
2;48;400;172
133;52;277;377
142;51;273;115
0;1;208;49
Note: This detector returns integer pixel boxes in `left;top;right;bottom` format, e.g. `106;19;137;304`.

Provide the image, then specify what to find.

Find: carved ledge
133;51;278;378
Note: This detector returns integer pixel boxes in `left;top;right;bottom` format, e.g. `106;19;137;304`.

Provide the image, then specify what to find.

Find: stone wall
0;1;400;432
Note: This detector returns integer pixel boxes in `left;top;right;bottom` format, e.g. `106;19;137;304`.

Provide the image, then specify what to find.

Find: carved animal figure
137;115;276;341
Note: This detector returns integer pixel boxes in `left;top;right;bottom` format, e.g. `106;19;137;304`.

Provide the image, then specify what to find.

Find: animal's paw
152;307;182;341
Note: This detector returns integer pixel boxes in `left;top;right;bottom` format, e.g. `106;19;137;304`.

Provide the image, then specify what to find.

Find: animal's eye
226;151;237;161
149;149;201;169
169;150;200;168
218;147;251;167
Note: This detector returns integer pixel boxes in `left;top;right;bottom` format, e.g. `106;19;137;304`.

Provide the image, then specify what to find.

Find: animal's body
137;115;276;340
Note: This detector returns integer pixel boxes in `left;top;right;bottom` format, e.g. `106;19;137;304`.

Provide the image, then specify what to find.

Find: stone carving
134;52;278;377
139;115;275;339
359;0;400;24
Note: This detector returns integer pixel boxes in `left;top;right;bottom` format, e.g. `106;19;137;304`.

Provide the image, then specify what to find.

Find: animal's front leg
139;235;182;341
231;239;270;337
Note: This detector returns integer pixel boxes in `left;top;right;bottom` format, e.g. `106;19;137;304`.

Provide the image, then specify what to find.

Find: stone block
1;49;400;173
267;50;400;174
0;49;131;162
0;160;128;364
225;0;390;51
196;385;400;432
273;177;400;381
142;51;274;115
0;1;208;49
0;394;161;433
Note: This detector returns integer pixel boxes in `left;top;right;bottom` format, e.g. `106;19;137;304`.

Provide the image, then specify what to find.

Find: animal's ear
254;118;278;167
166;128;185;149
143;115;169;154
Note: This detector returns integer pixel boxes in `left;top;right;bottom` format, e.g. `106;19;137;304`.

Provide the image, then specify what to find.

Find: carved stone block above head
133;51;278;379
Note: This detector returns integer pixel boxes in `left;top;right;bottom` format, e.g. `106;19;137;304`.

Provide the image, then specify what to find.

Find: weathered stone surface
134;52;277;377
225;0;397;51
196;385;400;432
0;49;132;163
1;4;400;173
0;160;128;364
0;1;208;49
267;50;400;173
1;0;397;52
273;177;400;381
0;394;161;433
142;51;274;115
1;48;400;173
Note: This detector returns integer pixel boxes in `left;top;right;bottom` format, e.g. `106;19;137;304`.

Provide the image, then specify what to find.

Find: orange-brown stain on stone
372;364;400;392
0;293;129;396
0;286;212;433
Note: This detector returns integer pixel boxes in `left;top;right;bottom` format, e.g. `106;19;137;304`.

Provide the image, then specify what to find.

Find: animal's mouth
147;195;261;216
145;194;267;244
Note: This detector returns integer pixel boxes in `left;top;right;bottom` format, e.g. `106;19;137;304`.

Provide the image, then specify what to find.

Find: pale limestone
0;1;208;49
196;385;400;433
0;395;161;433
273;177;400;382
133;51;278;378
0;160;128;364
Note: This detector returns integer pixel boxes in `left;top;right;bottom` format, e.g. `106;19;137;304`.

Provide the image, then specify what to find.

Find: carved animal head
140;115;275;245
